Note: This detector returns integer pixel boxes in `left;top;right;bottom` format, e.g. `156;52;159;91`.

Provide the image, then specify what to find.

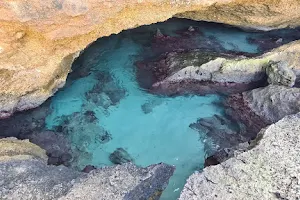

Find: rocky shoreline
179;112;300;200
0;138;175;200
1;1;300;199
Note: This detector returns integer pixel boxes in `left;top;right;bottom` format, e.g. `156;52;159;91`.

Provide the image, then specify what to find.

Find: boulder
266;61;296;87
225;85;300;134
0;138;175;200
180;113;300;200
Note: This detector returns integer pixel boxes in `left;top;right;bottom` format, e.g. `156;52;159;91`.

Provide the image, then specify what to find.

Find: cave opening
1;18;300;199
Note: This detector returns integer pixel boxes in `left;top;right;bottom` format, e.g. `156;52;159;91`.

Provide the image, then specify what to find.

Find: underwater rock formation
109;148;134;165
189;115;247;156
85;71;127;108
180;112;300;200
26;131;73;166
0;138;175;200
226;85;300;134
137;40;300;95
2;0;300;117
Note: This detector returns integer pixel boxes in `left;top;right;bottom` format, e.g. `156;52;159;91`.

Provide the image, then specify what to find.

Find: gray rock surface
180;113;300;200
0;154;174;200
62;163;175;200
225;85;300;136
244;85;300;124
266;61;296;87
0;158;82;200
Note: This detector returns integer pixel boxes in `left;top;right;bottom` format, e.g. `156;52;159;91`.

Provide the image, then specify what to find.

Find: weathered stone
137;40;300;95
109;148;134;165
25;131;73;166
0;139;174;200
266;61;296;87
243;85;300;124
61;163;175;200
189;114;249;157
225;85;300;135
180;113;300;200
2;0;300;117
0;158;83;200
0;137;47;162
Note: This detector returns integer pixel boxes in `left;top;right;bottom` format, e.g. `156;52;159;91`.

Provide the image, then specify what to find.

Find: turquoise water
43;18;300;199
46;35;223;199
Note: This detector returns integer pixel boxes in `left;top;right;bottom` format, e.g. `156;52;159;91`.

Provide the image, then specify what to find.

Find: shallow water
3;18;300;199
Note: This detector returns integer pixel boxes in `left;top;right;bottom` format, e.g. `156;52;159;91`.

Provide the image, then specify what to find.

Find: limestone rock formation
179;112;300;200
1;0;300;117
61;163;175;200
137;41;300;95
0;139;175;200
266;61;296;87
226;85;300;134
0;137;47;161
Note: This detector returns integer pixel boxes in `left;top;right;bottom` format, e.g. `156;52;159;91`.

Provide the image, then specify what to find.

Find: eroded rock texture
1;0;300;117
180;113;300;200
226;85;300;134
0;139;175;200
137;41;300;95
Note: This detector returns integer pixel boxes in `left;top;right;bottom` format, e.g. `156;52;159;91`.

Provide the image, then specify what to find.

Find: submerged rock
180;113;300;200
189;114;247;156
266;61;296;87
85;71;127;108
25;131;73;166
109;148;134;165
82;165;97;173
141;98;163;114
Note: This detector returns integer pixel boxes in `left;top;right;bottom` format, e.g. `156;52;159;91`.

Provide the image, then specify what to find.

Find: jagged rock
2;0;300;117
189;114;249;157
25;131;73;166
62;163;175;200
137;40;300;96
266;61;296;87
109;148;134;165
225;85;300;135
242;85;300;124
180;113;300;200
0;139;174;200
0;137;47;161
82;165;96;173
0;158;82;200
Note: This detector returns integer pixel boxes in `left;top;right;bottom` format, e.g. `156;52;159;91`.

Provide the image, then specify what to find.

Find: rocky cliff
180;112;300;200
0;138;175;200
1;0;300;117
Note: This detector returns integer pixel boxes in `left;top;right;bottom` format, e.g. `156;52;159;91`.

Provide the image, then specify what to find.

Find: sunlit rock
266;61;296;87
2;0;300;117
180;113;300;200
